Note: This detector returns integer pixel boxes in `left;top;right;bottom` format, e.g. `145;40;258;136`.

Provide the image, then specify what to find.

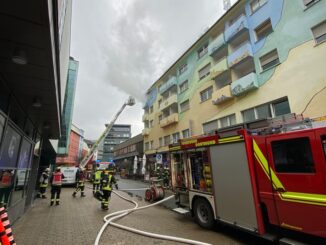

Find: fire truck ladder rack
79;96;135;168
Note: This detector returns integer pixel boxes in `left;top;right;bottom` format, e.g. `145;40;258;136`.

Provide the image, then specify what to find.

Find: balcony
210;57;228;80
212;85;233;105
142;128;150;136
160;93;178;111
142;113;149;122
159;76;177;94
227;42;253;68
208;34;225;56
231;72;258;96
160;113;179;128
225;14;248;42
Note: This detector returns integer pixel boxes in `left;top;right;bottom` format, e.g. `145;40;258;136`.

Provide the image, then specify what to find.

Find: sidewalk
12;182;177;245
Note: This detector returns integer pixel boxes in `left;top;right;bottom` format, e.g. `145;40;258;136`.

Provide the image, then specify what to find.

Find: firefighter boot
81;192;86;197
42;194;47;199
72;192;76;197
50;200;54;206
55;200;60;206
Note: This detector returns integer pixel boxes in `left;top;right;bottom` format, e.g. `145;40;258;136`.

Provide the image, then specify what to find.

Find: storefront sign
181;135;218;149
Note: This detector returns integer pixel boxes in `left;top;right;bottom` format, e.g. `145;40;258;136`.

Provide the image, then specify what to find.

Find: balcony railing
227;42;253;68
159;76;177;94
160;113;179;128
210;57;228;80
225;14;248;42
142;113;149;122
208;34;225;56
142;128;150;136
212;85;233;105
160;93;178;111
231;72;258;96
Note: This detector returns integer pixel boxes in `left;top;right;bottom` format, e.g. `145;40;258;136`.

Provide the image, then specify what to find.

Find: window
200;86;213;102
271;137;315;173
172;132;180;143
180;100;190;112
197;43;208;59
198;63;211;80
250;0;267;14
203;120;218;134
218;114;236;128
159;114;163;121
273;100;290;116
179;63;188;75
303;0;317;7
164;135;170;146
321;135;326;160
149;106;154;113
229;13;245;26
149;120;154;128
255;19;273;41
159;137;163;147
179;80;188;93
150;140;154;150
182;129;190;139
260;49;280;71
145;142;149;151
311;20;326;45
242;99;290;122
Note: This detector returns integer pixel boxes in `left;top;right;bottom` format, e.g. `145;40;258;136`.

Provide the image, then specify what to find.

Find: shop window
198;63;211;80
189;150;212;193
0;125;22;168
259;49;280;71
12;169;28;205
271;137;315;173
17;139;32;169
255;19;273;41
311;20;326;45
0;169;15;207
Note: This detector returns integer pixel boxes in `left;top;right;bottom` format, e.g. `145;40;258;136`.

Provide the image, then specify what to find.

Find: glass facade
58;57;79;154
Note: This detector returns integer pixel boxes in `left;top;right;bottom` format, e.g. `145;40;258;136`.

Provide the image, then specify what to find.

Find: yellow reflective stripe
280;192;326;206
280;222;302;231
253;140;284;190
253;139;326;207
218;135;243;143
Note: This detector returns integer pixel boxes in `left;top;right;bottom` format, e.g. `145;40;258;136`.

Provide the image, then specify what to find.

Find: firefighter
92;164;102;195
0;170;14;208
162;167;170;188
100;166;118;210
37;168;50;198
50;167;65;206
72;167;86;197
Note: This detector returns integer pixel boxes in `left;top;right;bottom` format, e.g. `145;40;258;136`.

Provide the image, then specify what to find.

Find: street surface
13;178;268;245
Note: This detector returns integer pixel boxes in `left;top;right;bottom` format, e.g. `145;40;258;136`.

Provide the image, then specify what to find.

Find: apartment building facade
142;0;326;166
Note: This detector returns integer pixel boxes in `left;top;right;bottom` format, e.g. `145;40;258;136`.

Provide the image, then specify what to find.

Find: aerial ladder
79;96;135;168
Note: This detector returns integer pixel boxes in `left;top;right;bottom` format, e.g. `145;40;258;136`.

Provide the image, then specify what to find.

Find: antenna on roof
223;0;231;11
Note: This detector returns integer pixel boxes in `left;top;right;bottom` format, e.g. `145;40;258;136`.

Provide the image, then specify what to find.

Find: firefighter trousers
38;186;47;198
50;186;61;205
73;182;85;197
93;183;100;193
101;190;111;210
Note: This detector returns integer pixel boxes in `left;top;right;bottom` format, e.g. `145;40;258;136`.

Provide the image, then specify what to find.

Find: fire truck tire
193;198;214;229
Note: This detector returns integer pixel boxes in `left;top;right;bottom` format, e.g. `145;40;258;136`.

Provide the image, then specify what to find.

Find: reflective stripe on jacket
101;172;113;191
52;172;63;186
94;171;101;184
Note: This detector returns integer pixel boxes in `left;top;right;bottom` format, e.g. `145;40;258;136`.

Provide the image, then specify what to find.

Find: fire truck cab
171;115;326;240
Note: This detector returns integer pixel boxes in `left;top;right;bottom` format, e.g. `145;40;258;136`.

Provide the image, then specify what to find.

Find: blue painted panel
159;76;177;94
245;0;284;54
143;88;157;109
225;14;249;41
227;42;253;67
231;72;258;96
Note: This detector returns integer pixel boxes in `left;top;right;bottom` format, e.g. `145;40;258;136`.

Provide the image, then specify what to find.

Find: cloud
71;0;232;139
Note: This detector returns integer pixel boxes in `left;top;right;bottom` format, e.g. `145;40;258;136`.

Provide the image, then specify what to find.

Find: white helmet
45;168;50;172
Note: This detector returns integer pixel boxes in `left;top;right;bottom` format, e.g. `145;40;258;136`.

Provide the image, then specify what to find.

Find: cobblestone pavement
13;182;260;245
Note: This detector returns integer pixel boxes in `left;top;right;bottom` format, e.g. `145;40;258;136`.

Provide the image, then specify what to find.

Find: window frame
217;114;236;128
182;129;190;139
179;63;188;75
311;20;326;45
259;49;280;71
180;100;190;113
179;80;189;93
197;43;208;59
250;0;267;14
198;63;211;80
255;18;273;41
200;86;213;102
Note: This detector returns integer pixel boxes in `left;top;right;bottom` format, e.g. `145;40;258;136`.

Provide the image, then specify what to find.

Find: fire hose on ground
94;189;212;245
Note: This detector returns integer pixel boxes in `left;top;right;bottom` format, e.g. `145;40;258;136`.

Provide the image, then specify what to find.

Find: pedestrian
92;164;102;195
0;170;14;208
72;167;86;197
50;167;65;206
37;168;50;198
100;166;118;210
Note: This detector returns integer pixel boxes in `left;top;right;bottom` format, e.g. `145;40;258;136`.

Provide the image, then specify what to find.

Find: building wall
57;57;79;155
143;0;326;156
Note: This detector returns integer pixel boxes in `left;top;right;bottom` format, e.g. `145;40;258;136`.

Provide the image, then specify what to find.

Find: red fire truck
170;115;326;242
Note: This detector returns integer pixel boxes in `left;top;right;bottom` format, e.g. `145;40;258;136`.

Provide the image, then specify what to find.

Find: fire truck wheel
193;198;214;229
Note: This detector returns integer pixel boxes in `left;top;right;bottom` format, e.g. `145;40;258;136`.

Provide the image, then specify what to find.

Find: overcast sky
71;0;236;140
